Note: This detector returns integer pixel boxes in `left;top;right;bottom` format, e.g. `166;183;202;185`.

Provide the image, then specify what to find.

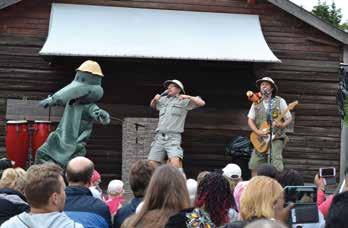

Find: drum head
7;120;28;124
34;120;51;123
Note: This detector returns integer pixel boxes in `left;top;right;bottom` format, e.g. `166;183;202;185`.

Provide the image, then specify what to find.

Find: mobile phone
290;204;319;224
319;167;336;177
284;186;317;204
284;186;319;225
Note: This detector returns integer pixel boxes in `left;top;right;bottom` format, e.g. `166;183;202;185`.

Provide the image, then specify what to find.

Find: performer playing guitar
247;77;292;175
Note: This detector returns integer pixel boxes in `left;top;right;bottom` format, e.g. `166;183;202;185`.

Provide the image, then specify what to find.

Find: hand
274;202;294;222
179;95;191;100
256;129;269;136
97;110;110;125
273;120;284;128
39;97;53;108
314;174;325;191
154;94;161;101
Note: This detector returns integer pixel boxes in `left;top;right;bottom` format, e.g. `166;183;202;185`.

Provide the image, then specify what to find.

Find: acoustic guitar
250;101;299;153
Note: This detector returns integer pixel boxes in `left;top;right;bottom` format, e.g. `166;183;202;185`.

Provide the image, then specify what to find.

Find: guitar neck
273;100;298;122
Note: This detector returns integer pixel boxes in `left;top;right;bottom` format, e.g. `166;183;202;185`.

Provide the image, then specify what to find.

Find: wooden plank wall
0;0;343;183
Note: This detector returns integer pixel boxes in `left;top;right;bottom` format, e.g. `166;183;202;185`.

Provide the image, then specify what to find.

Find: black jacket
0;188;30;225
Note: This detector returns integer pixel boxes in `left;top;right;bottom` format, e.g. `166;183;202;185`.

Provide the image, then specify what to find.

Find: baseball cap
222;163;242;179
107;180;124;195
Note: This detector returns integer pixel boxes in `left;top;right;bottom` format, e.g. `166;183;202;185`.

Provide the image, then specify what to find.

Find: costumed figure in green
34;60;110;167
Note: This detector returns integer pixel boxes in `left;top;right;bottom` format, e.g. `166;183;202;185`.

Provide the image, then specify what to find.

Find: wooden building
1;0;348;183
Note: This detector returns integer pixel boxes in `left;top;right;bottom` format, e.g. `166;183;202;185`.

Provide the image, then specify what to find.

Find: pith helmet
256;77;278;94
77;60;103;77
163;79;185;94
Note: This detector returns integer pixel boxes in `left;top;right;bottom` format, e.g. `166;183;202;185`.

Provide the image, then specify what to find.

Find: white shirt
89;186;102;200
247;97;291;120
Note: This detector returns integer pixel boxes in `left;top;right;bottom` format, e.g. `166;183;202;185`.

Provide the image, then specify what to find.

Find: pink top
317;189;334;218
233;181;249;212
105;196;124;215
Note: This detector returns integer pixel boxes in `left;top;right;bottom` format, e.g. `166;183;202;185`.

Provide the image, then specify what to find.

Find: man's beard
261;88;272;97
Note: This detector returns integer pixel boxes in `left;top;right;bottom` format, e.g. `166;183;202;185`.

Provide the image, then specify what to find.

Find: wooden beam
0;0;22;10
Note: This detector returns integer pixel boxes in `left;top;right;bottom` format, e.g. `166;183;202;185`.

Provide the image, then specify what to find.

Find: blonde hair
240;176;283;220
0;167;27;193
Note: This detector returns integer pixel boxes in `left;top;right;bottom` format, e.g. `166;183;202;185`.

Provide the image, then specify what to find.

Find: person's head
223;163;242;190
197;171;209;185
277;169;304;187
0;158;14;170
0;167;26;193
90;170;101;186
195;171;233;226
256;164;278;179
245;219;287;228
130;165;190;227
164;79;185;96
107;179;124;197
325;192;348;228
256;77;278;97
129;160;156;198
24;163;65;212
240;176;284;221
66;156;94;187
186;178;198;206
222;221;248;228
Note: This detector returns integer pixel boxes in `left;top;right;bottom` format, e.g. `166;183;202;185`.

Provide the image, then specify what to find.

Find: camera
319;167;335;177
284;186;319;225
319;167;336;185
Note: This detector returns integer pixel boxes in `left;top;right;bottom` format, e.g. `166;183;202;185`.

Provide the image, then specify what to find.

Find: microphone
161;90;169;97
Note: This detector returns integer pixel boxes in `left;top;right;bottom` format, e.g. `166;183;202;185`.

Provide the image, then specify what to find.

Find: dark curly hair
195;171;233;226
277;168;304;187
256;164;278;179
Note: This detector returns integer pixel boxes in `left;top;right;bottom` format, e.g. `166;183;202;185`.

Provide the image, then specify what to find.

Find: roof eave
0;0;22;10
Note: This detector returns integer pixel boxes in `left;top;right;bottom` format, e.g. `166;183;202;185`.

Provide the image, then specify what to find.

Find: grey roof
268;0;348;45
0;0;21;9
39;3;281;62
2;0;348;44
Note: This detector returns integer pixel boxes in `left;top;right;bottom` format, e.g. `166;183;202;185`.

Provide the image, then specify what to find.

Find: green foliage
312;0;346;31
340;21;348;31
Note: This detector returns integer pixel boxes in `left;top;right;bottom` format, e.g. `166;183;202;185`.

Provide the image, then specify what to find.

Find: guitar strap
267;98;273;164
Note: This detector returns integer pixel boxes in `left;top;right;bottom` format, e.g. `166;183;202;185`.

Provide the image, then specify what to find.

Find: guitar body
249;100;298;154
250;121;270;153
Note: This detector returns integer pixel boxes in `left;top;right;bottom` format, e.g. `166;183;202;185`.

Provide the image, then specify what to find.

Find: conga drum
31;120;52;159
5;120;29;168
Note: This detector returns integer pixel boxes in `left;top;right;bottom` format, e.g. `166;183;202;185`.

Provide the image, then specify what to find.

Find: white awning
39;3;281;63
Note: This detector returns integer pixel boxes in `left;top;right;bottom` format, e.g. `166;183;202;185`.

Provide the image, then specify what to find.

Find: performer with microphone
247;77;292;175
149;79;205;173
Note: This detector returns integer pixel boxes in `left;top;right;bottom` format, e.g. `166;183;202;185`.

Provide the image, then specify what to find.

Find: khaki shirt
156;96;198;133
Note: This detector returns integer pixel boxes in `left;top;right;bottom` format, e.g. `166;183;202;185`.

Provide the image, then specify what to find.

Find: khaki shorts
148;133;183;163
248;139;285;172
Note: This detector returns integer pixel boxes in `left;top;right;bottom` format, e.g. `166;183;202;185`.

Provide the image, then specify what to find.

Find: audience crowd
0;155;346;228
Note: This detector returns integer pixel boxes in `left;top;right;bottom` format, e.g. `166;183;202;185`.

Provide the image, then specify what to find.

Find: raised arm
150;94;161;109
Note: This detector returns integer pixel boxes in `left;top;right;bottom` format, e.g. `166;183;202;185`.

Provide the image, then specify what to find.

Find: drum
31;120;52;159
5;120;29;168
